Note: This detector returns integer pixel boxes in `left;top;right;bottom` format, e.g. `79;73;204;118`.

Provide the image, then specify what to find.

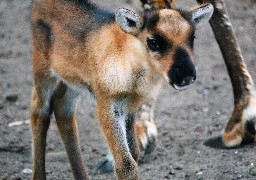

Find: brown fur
140;0;176;9
30;0;211;179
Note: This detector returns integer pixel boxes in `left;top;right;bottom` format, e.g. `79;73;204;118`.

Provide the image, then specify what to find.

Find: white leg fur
137;103;158;152
223;94;256;147
111;99;130;151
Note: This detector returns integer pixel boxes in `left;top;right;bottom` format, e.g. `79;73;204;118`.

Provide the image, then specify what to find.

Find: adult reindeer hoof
95;155;114;174
222;97;256;147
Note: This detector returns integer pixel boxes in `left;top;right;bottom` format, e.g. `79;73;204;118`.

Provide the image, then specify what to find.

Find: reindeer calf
30;0;213;179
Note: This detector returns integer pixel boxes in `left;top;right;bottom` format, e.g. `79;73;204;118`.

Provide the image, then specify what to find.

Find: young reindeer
30;0;213;179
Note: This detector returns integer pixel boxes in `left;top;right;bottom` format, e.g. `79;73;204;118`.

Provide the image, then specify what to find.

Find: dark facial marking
169;47;195;84
144;10;159;30
147;34;172;54
174;47;191;66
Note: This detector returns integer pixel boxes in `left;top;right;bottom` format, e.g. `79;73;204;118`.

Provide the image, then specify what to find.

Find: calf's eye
147;38;160;52
147;35;170;53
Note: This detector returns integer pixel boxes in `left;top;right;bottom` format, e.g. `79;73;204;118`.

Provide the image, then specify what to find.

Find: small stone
173;164;183;170
5;94;19;102
22;168;32;174
203;107;209;112
212;85;219;90
203;88;210;96
168;171;175;175
197;171;203;175
8;121;23;127
238;174;243;178
46;170;52;174
164;175;170;179
216;111;221;115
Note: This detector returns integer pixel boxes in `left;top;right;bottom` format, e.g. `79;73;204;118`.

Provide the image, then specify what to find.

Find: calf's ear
115;8;143;35
190;3;214;27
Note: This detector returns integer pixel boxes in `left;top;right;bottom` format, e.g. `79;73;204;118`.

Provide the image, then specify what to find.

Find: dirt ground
0;0;256;179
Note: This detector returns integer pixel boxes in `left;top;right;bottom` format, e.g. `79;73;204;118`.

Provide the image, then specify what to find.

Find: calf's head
116;4;213;90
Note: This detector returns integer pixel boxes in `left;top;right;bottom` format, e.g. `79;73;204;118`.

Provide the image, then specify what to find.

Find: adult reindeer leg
196;0;256;147
139;0;256;147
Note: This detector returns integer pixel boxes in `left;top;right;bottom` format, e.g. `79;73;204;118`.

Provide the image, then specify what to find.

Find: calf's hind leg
135;103;158;154
31;79;56;180
53;82;89;179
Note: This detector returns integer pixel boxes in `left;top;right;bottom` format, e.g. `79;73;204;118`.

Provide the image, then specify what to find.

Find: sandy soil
0;0;256;179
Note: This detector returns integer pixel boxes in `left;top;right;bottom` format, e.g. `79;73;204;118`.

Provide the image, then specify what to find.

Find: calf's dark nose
169;47;196;86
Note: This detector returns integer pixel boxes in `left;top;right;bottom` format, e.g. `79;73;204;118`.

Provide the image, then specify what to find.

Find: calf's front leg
97;98;139;179
96;102;158;174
